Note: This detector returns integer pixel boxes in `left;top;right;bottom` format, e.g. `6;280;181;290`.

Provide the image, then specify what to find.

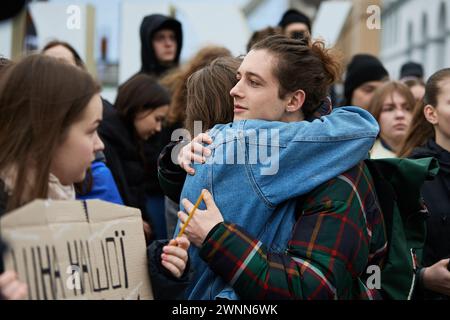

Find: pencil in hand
176;191;204;238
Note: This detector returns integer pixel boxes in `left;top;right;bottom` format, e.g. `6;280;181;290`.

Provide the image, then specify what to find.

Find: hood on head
139;14;183;77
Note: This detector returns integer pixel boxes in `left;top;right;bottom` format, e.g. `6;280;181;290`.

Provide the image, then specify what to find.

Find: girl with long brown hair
0;55;190;299
367;81;415;158
399;68;450;299
0;54;103;213
0;55;103;300
99;73;171;240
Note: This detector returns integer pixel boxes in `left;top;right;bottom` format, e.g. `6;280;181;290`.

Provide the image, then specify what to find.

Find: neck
435;131;450;152
281;111;304;123
380;135;403;153
159;60;173;67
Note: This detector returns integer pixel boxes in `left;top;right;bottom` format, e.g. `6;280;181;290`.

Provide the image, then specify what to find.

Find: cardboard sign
0;199;153;300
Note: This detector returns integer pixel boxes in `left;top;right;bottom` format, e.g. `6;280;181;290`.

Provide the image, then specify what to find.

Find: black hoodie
139;14;183;78
410;139;450;273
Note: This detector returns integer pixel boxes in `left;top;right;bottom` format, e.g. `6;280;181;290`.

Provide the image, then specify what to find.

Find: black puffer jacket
139;14;183;78
410;139;450;300
98;109;162;221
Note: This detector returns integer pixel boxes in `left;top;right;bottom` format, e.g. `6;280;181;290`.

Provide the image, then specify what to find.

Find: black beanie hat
278;9;312;33
344;54;389;105
400;61;424;79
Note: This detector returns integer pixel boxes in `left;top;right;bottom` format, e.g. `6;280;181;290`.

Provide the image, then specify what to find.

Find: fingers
178;145;197;175
0;271;28;300
178;134;213;175
202;189;217;210
161;260;182;278
179;160;195;175
167;237;190;251
193;133;213;145
163;244;188;262
2;280;22;299
161;244;188;278
0;271;16;287
174;236;190;250
8;283;27;300
178;143;208;175
181;199;195;214
190;141;210;161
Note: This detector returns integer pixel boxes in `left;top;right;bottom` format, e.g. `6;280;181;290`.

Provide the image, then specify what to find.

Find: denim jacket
175;106;380;300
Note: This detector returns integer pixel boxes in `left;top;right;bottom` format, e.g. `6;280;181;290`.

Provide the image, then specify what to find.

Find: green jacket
364;157;439;300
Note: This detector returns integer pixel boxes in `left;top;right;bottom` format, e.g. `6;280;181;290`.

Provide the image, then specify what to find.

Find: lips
393;123;407;130
234;104;248;113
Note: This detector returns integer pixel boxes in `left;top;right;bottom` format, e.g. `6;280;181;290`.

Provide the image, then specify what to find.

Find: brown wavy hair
42;40;86;70
367;81;416;123
160;46;231;126
399;68;450;157
0;54;99;212
251;35;343;118
185;57;241;137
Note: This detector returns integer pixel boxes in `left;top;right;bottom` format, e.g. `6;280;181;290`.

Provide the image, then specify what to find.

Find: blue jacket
76;159;124;205
176;106;380;300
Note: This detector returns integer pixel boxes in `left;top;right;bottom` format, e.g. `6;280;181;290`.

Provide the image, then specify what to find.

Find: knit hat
278;9;312;33
400;61;424;80
344;54;389;105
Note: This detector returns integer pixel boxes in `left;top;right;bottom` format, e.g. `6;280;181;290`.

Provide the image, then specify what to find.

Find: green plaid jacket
199;162;388;300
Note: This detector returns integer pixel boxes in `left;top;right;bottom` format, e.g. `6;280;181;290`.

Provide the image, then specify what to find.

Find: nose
156;122;162;133
94;132;105;152
230;80;243;99
164;37;175;46
395;107;406;119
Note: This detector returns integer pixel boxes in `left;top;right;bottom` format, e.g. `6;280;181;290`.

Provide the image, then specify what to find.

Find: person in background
342;54;389;109
157;56;239;207
158;46;232;236
138;14;183;79
399;68;450;300
99;74;170;240
400;61;424;82
278;8;312;39
131;14;183;229
0;56;27;300
246;26;282;52
42;40;123;205
42;40;86;70
403;78;426;104
368;81;414;158
0;55;189;299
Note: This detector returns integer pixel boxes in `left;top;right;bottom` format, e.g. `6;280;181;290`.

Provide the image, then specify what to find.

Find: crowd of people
0;8;449;300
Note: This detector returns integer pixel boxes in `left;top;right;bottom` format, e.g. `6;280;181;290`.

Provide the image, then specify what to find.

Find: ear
286;89;306;113
424;104;438;125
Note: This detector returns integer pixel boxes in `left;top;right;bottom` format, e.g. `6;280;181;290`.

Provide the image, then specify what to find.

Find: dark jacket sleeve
147;240;192;300
157;141;187;204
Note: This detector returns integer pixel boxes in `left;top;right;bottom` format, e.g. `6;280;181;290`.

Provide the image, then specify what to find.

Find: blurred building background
1;0;449;101
380;0;450;79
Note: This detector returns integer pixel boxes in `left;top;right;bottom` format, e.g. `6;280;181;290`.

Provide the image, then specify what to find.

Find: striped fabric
199;162;388;300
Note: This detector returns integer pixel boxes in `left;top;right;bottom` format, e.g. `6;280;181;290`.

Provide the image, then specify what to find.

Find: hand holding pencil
177;189;224;248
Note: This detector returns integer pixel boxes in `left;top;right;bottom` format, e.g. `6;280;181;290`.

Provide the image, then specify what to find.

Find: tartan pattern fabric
199;162;388;300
